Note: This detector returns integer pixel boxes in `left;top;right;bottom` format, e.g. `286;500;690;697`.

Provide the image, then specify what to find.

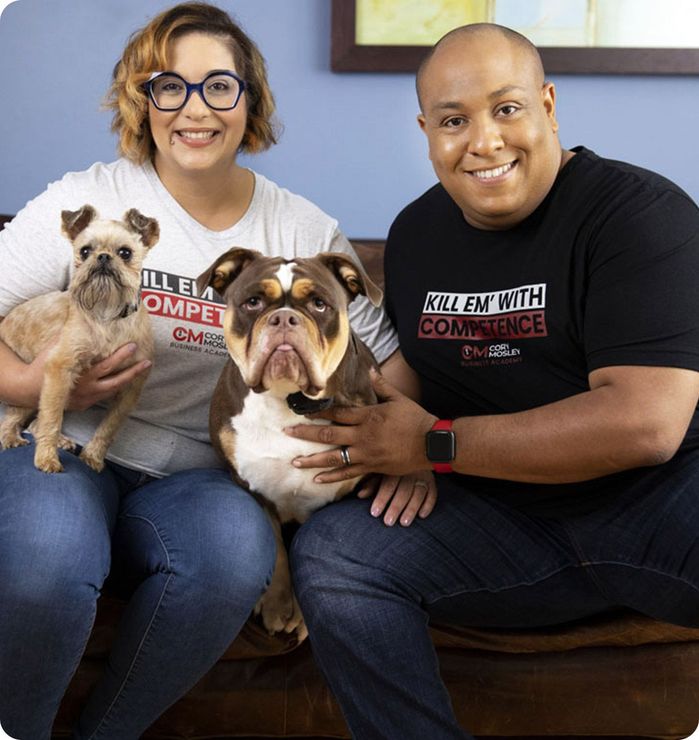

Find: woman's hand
25;342;151;411
285;369;437;483
357;471;437;527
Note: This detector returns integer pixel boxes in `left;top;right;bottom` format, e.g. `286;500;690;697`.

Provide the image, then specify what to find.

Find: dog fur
197;248;381;639
0;204;159;473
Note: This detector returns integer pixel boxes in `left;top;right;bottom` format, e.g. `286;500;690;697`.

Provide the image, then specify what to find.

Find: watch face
426;430;456;463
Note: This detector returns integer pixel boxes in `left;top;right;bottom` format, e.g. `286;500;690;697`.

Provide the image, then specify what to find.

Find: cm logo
173;326;203;344
461;344;489;360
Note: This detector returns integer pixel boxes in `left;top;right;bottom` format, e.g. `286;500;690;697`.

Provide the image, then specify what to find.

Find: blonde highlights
105;2;278;163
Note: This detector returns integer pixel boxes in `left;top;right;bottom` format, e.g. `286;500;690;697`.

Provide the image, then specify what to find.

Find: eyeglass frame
143;70;246;112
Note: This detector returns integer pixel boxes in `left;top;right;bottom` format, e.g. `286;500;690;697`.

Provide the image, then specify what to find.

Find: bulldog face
197;249;382;397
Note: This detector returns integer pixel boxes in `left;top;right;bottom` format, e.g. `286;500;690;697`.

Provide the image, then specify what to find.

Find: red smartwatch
425;419;456;473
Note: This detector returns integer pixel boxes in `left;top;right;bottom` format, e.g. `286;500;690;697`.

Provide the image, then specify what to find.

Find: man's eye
117;247;132;261
444;116;466;128
498;105;519;117
79;246;93;260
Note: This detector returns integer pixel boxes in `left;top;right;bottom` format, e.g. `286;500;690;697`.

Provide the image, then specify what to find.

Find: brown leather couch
1;216;698;739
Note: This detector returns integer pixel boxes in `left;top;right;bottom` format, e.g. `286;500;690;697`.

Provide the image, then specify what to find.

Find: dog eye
117;247;133;261
242;296;264;311
79;245;93;260
310;297;327;312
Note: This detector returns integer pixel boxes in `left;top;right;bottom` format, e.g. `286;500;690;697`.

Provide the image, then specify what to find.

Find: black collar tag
118;290;142;319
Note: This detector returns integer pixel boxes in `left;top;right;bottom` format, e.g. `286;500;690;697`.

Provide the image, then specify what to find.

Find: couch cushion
85;595;699;662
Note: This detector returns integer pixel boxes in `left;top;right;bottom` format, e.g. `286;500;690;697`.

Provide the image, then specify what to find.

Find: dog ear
317;253;383;307
124;209;160;248
61;205;98;241
196;247;263;297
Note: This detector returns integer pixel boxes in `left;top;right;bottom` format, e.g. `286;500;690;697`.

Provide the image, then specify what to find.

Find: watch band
430;419;454;474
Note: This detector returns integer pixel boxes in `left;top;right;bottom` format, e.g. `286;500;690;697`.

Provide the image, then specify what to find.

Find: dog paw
254;590;307;642
0;432;29;449
34;449;63;473
79;448;105;473
57;434;77;452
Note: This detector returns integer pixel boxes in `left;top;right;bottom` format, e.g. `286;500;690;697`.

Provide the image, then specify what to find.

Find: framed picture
331;0;699;74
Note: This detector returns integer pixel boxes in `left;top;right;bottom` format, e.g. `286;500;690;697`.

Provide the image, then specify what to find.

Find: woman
0;3;398;737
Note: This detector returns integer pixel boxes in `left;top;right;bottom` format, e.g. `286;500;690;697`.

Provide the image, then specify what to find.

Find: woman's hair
105;2;278;163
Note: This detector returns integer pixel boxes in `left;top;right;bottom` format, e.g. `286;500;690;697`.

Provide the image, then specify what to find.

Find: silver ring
413;480;429;491
340;446;352;466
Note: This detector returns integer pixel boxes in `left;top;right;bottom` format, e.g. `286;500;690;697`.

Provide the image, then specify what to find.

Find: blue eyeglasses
144;70;246;111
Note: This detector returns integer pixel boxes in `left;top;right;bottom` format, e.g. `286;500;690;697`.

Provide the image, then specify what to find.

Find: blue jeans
290;451;699;740
0;440;275;740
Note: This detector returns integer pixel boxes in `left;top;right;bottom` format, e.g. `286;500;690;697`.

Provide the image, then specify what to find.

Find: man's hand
285;369;437;483
357;471;437;526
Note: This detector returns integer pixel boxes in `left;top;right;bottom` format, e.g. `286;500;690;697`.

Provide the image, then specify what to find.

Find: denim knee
0;482;113;609
116;470;277;609
290;499;379;610
171;492;276;608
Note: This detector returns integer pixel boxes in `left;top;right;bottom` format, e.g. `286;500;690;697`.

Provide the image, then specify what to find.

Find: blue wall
1;0;698;237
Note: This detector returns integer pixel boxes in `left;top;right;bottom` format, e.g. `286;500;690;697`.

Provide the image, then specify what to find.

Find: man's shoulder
392;182;454;230
570;147;694;204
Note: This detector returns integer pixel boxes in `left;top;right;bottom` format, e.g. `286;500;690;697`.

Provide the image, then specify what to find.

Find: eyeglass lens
150;73;241;110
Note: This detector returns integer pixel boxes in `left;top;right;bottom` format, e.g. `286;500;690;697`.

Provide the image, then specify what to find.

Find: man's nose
467;117;504;157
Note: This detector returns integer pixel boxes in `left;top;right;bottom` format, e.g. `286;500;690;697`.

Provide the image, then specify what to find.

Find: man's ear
61;205;98;241
196;247;262;297
542;82;558;132
317;253;383;307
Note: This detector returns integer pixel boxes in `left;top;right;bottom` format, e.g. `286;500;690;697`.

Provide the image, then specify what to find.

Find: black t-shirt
385;147;699;510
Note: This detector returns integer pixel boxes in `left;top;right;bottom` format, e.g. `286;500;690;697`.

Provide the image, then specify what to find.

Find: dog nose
97;253;111;263
268;309;300;328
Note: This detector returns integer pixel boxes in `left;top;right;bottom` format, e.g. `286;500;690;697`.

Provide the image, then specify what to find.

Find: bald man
288;25;699;739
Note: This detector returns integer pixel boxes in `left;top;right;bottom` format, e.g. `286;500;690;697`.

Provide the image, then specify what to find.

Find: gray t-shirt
0;159;398;476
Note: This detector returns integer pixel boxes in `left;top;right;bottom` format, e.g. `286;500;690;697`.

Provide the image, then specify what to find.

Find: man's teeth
179;131;215;140
471;162;514;179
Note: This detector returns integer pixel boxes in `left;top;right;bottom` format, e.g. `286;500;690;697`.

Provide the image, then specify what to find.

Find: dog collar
117;291;142;319
286;392;333;415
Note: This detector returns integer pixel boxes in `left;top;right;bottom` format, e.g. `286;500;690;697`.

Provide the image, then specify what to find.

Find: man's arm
287;351;699;485
451;364;699;483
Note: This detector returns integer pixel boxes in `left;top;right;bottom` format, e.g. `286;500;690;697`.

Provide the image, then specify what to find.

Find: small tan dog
0;205;159;473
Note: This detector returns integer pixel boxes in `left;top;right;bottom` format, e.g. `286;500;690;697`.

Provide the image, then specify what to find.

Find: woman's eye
117;247;132;261
79;246;93;260
162;82;184;94
311;297;327;312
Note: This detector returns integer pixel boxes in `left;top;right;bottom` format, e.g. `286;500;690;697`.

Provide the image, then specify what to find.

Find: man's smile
467;160;517;182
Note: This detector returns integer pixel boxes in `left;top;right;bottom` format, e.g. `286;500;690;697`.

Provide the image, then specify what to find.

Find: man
286;24;699;739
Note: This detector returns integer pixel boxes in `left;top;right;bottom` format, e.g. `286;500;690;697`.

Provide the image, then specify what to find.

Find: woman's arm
0;322;151;411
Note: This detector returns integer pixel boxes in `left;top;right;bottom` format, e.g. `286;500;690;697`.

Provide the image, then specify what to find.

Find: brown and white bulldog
196;248;382;640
